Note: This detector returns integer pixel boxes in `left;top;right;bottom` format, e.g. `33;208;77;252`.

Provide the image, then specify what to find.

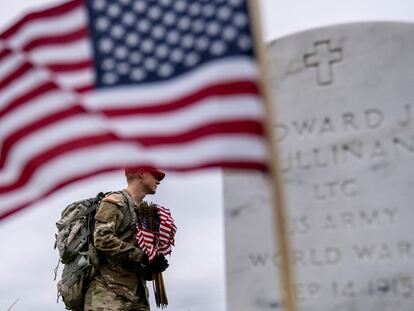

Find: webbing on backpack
55;192;107;310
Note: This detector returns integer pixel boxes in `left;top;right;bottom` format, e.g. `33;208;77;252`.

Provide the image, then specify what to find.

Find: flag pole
247;1;298;311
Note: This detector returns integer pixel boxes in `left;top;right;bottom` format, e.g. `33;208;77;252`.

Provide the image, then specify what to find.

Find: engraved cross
304;41;343;86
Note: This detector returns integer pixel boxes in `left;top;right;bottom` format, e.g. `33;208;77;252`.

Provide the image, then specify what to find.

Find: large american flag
0;0;268;220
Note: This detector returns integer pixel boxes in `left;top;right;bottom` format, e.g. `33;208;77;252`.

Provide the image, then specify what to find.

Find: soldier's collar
122;189;141;208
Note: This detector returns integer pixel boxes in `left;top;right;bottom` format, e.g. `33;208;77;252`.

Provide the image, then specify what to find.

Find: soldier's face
141;171;160;194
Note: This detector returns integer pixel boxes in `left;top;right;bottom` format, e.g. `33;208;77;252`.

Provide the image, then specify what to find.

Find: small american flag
136;205;177;262
0;0;268;220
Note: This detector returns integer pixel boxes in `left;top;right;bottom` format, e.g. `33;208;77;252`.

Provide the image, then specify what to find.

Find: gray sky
0;1;413;310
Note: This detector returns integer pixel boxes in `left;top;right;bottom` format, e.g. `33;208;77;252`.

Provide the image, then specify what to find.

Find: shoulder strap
109;190;138;236
120;190;138;224
63;192;107;255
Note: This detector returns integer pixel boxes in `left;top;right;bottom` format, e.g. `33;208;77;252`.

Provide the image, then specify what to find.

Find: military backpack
54;192;106;311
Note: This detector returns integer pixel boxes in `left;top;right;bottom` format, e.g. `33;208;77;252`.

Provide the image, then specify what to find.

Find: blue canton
86;0;254;87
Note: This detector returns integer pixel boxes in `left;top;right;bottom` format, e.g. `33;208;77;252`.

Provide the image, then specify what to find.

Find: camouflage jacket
92;190;148;303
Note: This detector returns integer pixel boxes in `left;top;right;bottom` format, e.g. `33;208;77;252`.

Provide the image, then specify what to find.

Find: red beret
124;167;165;181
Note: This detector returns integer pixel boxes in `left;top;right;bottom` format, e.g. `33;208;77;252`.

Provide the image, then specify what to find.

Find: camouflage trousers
84;278;150;311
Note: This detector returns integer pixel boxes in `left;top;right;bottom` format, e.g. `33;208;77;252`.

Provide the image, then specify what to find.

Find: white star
184;52;200;67
163;12;176;26
170;48;184;63
166;30;180;45
137;20;150;33
195;36;209;51
98;38;114;53
102;72;118;85
193;19;206;34
238;35;252;50
111;24;125;39
116;62;130;75
93;0;106;10
126;32;140;46
114;46;128;60
152;26;166;40
229;0;243;6
148;6;162;20
95;17;110;31
101;58;115;70
158;63;174;77
141;39;155;53
107;4;122;18
182;34;195;49
178;17;191;31
155;44;169;59
160;0;172;6
129;52;142;64
130;68;146;81
133;1;147;13
144;57;158;71
217;6;231;21
174;0;187;13
223;26;238;41
206;21;220;36
122;12;136;26
202;4;216;17
189;3;201;16
210;40;226;55
234;13;248;27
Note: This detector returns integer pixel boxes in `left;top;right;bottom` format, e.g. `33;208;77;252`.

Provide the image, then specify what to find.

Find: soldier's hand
148;255;169;274
141;253;149;266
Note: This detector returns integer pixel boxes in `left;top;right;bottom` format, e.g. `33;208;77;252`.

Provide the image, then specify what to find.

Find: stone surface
224;22;414;311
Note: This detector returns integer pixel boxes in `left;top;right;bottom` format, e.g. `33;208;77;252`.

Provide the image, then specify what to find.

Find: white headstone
224;22;414;311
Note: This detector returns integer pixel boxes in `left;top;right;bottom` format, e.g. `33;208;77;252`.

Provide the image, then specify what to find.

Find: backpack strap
63;192;107;256
116;190;138;236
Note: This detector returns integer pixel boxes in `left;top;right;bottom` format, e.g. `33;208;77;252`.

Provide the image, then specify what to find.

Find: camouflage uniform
84;190;150;311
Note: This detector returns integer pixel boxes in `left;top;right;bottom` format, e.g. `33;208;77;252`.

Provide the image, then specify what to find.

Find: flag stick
247;1;298;311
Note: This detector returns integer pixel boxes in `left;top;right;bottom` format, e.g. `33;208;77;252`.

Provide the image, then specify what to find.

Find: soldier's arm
93;195;144;262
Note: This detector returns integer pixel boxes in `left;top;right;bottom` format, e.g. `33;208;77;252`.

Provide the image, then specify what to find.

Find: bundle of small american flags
135;205;176;262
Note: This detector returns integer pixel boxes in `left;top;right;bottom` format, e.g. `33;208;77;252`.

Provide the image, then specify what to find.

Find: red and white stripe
135;206;176;262
136;229;157;262
0;0;268;220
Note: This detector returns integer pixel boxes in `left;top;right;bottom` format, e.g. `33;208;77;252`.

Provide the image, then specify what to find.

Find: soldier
84;168;169;311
